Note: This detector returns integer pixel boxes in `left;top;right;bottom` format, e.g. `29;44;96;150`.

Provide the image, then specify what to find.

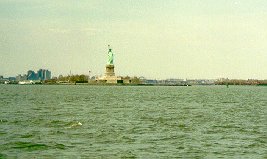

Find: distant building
145;79;158;84
16;74;27;81
27;70;37;80
44;70;51;80
37;69;51;80
8;77;16;81
37;69;44;80
27;69;51;81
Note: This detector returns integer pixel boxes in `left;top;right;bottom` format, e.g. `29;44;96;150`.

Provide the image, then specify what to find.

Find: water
0;85;266;158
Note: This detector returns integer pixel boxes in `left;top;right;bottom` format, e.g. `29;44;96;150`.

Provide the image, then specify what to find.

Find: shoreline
0;82;193;86
2;83;266;86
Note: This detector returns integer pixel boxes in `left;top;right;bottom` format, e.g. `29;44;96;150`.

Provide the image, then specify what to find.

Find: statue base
105;64;115;77
96;64;130;84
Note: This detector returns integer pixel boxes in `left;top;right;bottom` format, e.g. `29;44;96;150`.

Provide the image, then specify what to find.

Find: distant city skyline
0;0;267;79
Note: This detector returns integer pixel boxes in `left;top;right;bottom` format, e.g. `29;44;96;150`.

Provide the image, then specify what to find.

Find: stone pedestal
105;64;115;77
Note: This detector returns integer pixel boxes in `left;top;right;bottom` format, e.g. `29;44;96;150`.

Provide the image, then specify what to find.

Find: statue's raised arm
107;45;114;65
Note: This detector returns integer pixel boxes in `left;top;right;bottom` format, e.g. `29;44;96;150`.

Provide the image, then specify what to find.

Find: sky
0;0;267;79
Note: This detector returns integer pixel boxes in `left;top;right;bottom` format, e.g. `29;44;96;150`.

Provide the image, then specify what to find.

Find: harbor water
0;85;266;158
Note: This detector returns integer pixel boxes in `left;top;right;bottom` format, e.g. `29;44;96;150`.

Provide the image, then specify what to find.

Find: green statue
107;45;114;65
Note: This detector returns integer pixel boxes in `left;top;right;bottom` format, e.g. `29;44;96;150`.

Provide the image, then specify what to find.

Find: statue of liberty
107;45;114;65
105;45;115;77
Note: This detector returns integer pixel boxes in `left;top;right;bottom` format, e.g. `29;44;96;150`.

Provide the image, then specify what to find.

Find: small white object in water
66;121;83;129
72;121;82;127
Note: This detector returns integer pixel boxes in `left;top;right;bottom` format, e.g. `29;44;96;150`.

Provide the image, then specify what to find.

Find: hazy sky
1;0;267;79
